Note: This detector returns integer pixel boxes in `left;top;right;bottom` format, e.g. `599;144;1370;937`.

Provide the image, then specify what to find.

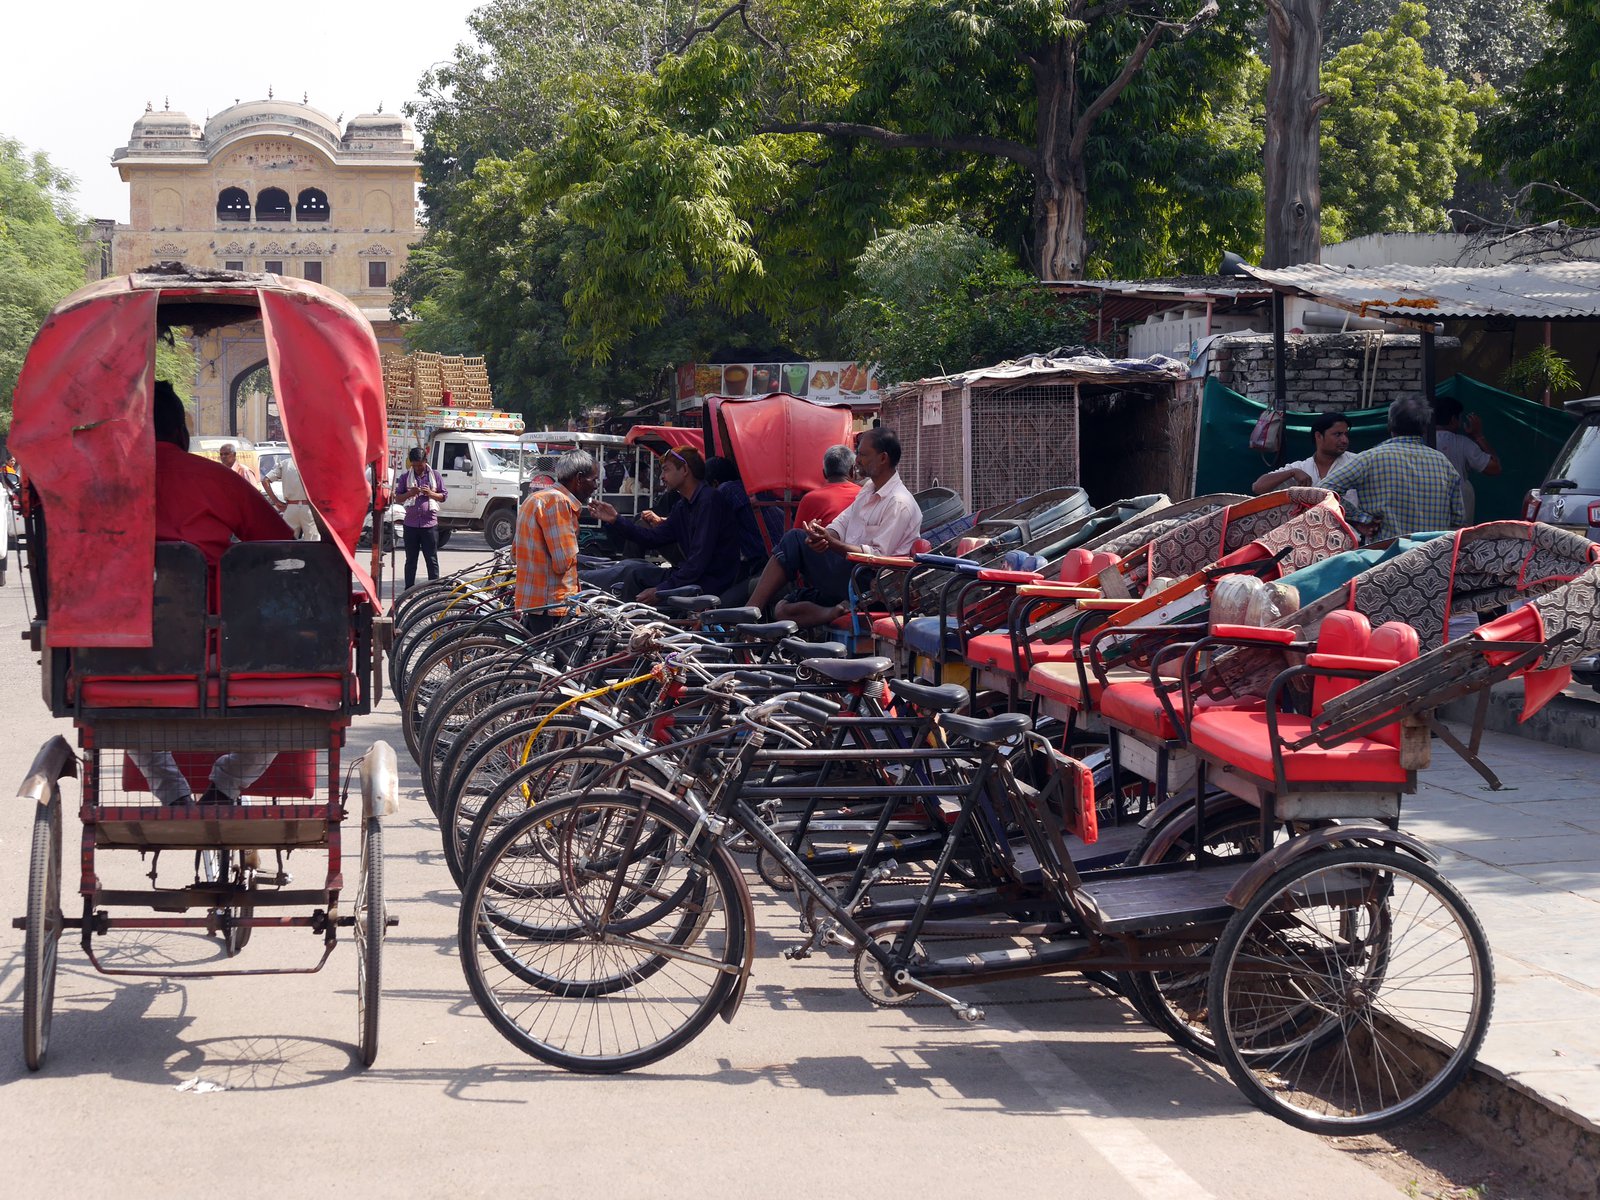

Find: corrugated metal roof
1241;260;1600;321
892;352;1187;396
1047;274;1272;301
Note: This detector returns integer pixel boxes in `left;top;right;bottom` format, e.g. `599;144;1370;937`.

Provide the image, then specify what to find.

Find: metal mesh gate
969;384;1080;512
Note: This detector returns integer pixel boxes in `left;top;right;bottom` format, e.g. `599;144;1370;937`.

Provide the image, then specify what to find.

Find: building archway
296;187;330;222
229;360;278;439
256;187;290;222
217;186;250;221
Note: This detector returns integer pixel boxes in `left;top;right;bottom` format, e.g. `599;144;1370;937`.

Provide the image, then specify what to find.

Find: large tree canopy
1319;4;1493;241
0;137;89;431
1477;0;1600;220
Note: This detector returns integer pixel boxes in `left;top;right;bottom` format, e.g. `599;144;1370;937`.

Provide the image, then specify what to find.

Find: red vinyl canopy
711;394;855;495
10;271;388;647
624;424;704;454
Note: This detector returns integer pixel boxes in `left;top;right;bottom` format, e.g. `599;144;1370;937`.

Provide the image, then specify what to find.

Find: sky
1;1;488;222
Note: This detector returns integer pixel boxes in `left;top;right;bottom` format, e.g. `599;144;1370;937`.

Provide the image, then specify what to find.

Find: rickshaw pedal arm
19;735;77;806
1427;713;1503;790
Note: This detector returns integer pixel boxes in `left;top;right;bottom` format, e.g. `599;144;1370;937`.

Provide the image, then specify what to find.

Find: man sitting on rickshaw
130;382;294;805
746;427;922;628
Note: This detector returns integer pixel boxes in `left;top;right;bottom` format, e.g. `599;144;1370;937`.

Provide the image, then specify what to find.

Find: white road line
983;1005;1218;1200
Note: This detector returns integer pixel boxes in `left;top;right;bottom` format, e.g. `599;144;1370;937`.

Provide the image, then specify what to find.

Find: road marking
983;1005;1218;1200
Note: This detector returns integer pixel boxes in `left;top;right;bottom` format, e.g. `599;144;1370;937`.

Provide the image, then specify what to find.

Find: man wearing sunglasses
588;446;741;603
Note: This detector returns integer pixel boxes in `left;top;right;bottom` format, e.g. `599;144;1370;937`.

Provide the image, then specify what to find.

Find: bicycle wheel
355;815;385;1067
459;791;749;1072
402;632;520;763
221;851;255;958
23;791;63;1070
1208;846;1493;1133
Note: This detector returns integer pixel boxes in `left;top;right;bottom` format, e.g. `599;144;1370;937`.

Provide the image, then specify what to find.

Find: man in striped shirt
1319;395;1464;540
515;450;600;633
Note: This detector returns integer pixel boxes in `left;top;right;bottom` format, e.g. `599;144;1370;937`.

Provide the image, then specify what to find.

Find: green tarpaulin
1195;375;1576;522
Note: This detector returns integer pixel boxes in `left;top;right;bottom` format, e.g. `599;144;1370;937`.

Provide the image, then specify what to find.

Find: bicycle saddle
700;607;762;626
939;711;1031;745
779;637;846;661
889;678;969;714
799;656;893;683
735;621;800;642
661;594;719;615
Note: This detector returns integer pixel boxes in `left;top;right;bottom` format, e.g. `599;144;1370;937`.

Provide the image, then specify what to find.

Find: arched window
256;187;290;222
216;187;250;222
295;187;330;222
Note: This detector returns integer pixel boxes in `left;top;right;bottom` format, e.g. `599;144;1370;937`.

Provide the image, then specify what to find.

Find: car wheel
435;528;453;549
484;507;515;551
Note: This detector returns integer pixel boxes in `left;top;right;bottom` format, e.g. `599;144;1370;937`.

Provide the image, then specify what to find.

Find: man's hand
639;510;665;527
637;587;658;605
591;499;619;523
1284;468;1313;487
804;519;845;554
1463;412;1483;438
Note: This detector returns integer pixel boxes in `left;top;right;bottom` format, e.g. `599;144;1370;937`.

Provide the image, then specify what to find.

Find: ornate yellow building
110;97;420;435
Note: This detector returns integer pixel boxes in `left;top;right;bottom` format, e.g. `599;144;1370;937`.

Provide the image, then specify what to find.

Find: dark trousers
579;559;670;601
772;527;850;604
403;523;440;588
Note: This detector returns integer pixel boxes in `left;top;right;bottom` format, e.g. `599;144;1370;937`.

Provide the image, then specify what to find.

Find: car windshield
1546;419;1600;491
478;442;523;473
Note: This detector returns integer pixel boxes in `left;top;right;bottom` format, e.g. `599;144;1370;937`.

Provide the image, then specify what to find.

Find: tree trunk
1034;45;1090;281
1263;0;1330;268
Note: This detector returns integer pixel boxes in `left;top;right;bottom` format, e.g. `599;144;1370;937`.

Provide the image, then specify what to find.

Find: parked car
1524;395;1600;537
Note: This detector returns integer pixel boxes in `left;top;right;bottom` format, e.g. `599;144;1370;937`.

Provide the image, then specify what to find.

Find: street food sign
675;360;881;409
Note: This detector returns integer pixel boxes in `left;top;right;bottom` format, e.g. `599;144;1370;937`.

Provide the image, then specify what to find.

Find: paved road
0;536;1406;1197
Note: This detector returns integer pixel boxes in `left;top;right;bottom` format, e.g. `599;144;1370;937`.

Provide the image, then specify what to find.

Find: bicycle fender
19;735;76;806
1224;825;1437;909
718;842;757;1023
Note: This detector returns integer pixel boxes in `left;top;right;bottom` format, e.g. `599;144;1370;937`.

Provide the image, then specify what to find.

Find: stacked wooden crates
380;352;494;412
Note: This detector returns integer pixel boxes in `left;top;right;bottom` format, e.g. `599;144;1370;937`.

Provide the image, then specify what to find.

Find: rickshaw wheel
221;852;255;958
23;790;63;1070
355;815;385;1067
1209;846;1493;1134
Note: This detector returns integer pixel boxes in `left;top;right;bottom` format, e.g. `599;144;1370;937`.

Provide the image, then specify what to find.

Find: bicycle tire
23;791;63;1070
459;791;748;1072
1208;846;1492;1133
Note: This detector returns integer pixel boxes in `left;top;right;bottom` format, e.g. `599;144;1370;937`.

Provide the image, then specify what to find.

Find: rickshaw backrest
74;542;208;677
220;541;350;674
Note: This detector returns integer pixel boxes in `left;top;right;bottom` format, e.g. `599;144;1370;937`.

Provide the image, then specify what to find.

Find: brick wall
1210;331;1461;413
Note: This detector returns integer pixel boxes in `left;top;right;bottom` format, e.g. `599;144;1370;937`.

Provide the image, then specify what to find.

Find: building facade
110;98;419;435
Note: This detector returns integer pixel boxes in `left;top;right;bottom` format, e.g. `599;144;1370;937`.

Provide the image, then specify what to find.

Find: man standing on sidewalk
395;446;447;589
515;450;600;635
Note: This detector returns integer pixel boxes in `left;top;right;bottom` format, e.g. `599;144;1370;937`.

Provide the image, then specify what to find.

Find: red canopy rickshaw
9;267;398;1071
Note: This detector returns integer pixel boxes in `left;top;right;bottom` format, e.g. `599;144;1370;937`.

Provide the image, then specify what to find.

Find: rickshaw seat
965;632;1076;675
122;749;319;798
1101;682;1232;741
73;542;209;682
78;675;345;711
1188;710;1407;785
1028;662;1144;710
217;542;350;708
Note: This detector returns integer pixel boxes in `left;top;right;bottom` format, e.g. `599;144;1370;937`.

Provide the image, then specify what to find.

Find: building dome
203;99;344;154
341;111;419;150
128;106;201;142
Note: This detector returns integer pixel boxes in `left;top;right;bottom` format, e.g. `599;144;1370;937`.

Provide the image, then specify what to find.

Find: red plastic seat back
910;538;933;555
1366;621;1421;746
1311;610;1372;713
1059;549;1120;585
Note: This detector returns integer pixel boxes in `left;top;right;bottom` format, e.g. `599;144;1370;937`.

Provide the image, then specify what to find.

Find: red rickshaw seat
1188;709;1408;785
77;673;345;711
1101;681;1238;741
122;749;320;798
966;632;1077;674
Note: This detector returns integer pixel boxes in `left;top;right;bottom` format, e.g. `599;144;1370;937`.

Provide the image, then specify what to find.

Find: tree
1478;0;1600;220
758;0;1229;280
1319;4;1494;240
1261;0;1329;267
1321;0;1553;91
0;136;88;432
838;222;1093;381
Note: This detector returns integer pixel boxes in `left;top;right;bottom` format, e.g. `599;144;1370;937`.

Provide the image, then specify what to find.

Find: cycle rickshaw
10;266;398;1070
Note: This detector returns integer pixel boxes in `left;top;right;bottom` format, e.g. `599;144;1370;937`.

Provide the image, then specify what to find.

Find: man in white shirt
262;453;320;541
1433;396;1500;524
747;427;922;627
1252;412;1359;509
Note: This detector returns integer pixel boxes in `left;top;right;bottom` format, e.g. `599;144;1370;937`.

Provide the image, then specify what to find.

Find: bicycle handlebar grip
783;700;835;726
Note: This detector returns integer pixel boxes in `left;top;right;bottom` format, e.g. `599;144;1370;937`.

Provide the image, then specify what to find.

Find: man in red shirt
153;385;291;566
792;444;860;528
132;383;294;806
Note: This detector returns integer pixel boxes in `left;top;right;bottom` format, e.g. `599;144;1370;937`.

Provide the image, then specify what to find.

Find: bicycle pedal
782;944;813;961
956;1005;986;1024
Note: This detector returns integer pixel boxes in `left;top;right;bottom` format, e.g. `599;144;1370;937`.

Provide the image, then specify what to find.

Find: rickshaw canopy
10;269;388;646
708;394;854;495
624;425;704;454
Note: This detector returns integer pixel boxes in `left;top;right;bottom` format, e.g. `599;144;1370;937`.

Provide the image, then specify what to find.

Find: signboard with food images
674;360;881;408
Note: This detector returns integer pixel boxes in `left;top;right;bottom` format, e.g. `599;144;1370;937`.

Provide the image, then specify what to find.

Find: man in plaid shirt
515;450;600;632
1319;395;1464;540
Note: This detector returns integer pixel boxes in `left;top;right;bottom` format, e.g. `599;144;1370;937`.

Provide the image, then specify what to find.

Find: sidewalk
1408;713;1600;1174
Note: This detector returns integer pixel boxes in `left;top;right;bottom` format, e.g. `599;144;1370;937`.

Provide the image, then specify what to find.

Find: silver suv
1524;396;1600;537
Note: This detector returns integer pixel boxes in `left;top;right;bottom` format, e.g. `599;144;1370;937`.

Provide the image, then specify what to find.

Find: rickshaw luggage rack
9;266;401;1071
